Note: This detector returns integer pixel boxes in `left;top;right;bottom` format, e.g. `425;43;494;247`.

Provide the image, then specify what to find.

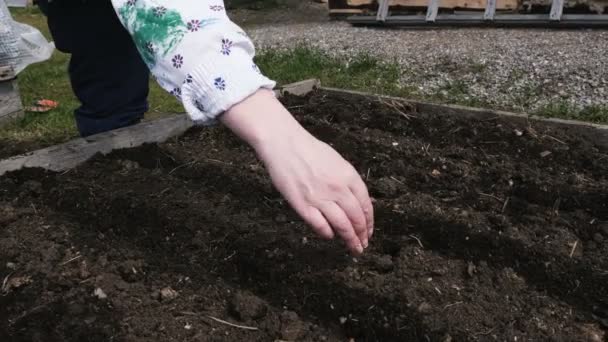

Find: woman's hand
220;89;374;255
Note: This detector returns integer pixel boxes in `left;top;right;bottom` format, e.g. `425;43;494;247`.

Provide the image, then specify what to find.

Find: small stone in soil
159;287;178;301
93;287;107;299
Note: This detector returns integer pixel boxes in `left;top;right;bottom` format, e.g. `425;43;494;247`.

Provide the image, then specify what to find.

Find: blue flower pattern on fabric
221;39;233;56
194;99;205;112
172;54;183;68
171;87;182;100
153;6;167;17
114;0;275;122
187;19;201;32
214;77;226;91
145;42;155;54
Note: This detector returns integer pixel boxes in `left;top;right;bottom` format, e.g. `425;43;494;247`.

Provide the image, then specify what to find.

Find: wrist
219;88;309;152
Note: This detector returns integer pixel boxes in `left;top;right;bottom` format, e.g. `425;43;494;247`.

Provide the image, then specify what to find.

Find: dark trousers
37;0;150;137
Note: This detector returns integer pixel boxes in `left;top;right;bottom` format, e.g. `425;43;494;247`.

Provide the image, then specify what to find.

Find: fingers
319;201;364;255
349;176;375;239
299;206;335;240
335;191;369;249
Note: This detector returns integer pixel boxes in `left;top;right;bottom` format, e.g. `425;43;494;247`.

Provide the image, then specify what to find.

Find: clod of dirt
22;180;42;195
118;260;144;282
280;310;307;341
374;177;400;197
417;302;432;314
229;290;268;321
79;261;90;280
466;262;476;277
0;205;18;225
593;233;604;243
274;214;288;223
578;323;605;342
369;255;394;273
158;287;178;302
601;224;608;236
1;275;32;294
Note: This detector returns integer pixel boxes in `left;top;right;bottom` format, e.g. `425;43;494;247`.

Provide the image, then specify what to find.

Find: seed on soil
431;169;441;177
6;262;16;270
540;151;552;158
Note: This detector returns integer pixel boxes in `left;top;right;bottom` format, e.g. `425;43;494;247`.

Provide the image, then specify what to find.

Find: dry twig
409;235;424;249
569;240;579;258
207;316;258;331
61;255;82;266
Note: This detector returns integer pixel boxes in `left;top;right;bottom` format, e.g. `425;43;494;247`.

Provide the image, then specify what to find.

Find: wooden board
1;78;606;176
0;79;320;176
345;0;518;10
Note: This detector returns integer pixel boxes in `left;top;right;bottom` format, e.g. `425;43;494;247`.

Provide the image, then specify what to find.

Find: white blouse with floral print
110;0;276;124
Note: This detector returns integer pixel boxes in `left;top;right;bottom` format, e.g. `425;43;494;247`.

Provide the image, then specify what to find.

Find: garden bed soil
0;89;607;341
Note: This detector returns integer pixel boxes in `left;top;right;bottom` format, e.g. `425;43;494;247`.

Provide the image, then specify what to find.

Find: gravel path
248;22;608;113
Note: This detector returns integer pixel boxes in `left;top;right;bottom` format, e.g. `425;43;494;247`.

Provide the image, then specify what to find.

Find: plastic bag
0;0;54;75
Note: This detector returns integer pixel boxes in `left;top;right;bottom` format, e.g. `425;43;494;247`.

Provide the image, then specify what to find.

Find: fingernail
362;240;369;249
355;244;364;254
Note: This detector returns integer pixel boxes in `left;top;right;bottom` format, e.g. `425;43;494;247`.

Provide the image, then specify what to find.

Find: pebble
159;287;178;301
249;23;608;113
93;288;107;299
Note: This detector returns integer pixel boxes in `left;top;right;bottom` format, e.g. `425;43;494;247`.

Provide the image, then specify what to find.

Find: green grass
534;102;608;124
2;8;607;148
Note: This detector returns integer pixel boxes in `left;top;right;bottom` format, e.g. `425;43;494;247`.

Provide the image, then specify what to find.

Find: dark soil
1;89;607;342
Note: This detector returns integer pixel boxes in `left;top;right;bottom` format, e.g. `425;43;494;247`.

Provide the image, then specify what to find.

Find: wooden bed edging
1;78;606;176
0;80;320;176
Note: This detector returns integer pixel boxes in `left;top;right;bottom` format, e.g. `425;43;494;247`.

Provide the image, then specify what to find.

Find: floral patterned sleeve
110;0;276;124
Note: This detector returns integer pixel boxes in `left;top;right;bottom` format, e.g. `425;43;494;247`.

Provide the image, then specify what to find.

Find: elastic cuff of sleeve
180;49;276;125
